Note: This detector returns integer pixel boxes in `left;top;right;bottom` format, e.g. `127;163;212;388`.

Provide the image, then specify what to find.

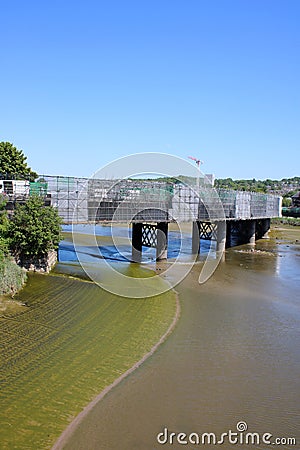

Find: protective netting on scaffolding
1;175;282;223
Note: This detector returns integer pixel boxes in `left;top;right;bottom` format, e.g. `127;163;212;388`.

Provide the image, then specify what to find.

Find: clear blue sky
1;0;299;180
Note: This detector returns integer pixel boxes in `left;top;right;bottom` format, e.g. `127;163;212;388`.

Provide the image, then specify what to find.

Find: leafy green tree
0;195;9;258
0;141;38;181
9;196;62;259
282;197;292;207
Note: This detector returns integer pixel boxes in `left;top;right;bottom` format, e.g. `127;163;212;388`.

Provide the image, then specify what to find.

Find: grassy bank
0;256;27;297
0;272;178;450
272;217;300;226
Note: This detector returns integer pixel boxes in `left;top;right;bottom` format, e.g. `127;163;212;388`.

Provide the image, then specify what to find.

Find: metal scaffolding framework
1;175;282;223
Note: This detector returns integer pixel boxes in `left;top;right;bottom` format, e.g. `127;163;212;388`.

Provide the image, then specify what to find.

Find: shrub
0;257;27;296
9;196;62;259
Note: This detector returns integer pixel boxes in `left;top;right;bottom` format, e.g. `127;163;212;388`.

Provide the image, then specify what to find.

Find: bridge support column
132;223;142;262
261;218;271;239
226;221;232;248
192;221;200;254
247;220;256;245
216;221;226;253
156;222;168;260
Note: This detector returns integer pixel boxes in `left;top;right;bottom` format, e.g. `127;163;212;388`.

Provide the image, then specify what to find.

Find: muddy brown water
60;227;300;450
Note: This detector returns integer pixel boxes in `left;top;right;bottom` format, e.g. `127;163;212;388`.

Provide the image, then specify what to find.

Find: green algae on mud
0;271;177;450
271;224;300;243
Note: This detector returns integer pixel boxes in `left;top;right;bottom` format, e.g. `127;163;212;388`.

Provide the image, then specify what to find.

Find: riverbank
0;269;178;450
272;216;300;226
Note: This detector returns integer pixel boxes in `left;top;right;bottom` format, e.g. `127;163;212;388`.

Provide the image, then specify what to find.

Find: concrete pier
132;222;143;262
261;218;271;239
192;220;227;254
216;221;226;253
131;221;168;262
247;220;256;245
132;217;269;262
192;221;200;254
226;221;232;248
156;222;168;260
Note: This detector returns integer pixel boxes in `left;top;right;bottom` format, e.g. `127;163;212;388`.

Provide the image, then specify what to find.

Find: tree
0;141;38;181
282;197;292;207
9;196;62;260
0;195;9;259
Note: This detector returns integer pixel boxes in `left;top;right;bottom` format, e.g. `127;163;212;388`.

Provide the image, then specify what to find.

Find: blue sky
1;0;299;180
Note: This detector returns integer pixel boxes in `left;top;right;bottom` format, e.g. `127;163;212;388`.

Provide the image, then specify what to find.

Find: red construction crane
188;156;204;169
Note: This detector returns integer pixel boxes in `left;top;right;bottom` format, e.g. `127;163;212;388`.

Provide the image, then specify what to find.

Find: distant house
291;192;300;207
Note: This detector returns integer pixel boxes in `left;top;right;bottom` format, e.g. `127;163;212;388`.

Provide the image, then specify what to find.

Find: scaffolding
1;175;282;223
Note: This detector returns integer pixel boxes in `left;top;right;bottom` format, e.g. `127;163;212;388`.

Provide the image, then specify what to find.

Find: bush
0;257;27;296
9;196;62;259
282;197;292;207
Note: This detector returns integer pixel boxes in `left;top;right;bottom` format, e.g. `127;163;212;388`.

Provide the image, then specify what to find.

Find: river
1;225;300;449
60;225;300;449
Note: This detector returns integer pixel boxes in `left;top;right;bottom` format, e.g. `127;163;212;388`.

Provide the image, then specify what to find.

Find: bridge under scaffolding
41;175;281;224
1;175;282;224
1;174;282;260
